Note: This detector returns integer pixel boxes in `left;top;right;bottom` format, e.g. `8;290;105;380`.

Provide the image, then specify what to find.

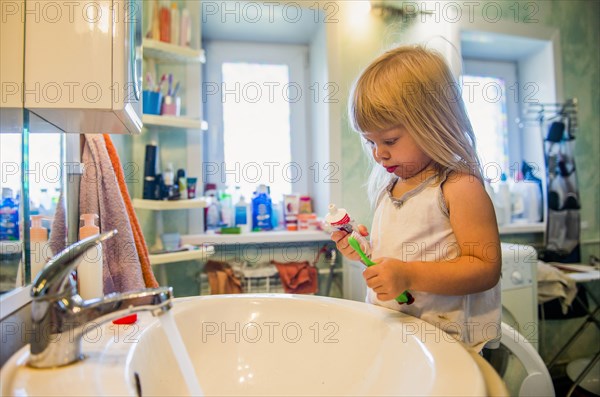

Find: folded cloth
80;135;146;294
103;134;158;289
272;261;318;294
204;260;242;294
537;260;577;314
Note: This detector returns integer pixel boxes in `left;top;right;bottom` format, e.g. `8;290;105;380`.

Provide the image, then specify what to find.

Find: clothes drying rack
524;98;581;262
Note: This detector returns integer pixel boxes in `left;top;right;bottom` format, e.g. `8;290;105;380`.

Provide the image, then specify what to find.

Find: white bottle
170;2;179;46
30;215;51;280
234;195;250;233
179;8;191;47
164;162;174;186
496;173;512;226
77;214;103;300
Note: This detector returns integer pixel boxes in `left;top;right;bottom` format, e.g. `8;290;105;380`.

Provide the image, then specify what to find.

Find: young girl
332;46;501;352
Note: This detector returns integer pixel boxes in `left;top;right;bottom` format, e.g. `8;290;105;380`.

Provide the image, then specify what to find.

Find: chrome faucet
29;230;173;369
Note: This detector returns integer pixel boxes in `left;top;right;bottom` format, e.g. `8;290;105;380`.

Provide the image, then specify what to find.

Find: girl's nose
374;145;390;160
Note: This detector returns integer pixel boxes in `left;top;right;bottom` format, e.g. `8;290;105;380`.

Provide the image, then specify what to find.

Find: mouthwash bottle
251;184;272;231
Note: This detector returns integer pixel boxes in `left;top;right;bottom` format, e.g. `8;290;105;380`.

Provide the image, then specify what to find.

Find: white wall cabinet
24;0;143;134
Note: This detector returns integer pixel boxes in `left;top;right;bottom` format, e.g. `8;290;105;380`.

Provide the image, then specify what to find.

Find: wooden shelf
143;39;205;63
142;114;207;130
133;198;207;210
149;246;215;266
182;230;332;246
499;222;545;235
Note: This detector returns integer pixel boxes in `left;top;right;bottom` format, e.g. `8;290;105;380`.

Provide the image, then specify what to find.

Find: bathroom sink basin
1;294;486;396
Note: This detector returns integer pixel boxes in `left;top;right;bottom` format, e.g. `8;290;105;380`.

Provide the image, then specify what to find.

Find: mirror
0;111;68;295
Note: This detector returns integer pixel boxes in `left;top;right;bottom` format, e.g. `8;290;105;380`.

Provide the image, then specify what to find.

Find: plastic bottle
205;194;220;231
0;188;19;241
77;214;103;300
150;0;161;40
30;215;51;280
510;172;526;222
251;185;272;231
170;2;179;46
163;162;174;186
234;195;250;233
496;173;512;226
159;0;171;43
179;8;191;47
219;191;233;227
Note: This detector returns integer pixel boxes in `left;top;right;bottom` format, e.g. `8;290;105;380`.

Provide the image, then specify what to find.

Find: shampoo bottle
170;2;179;46
30;215;51;280
251;185;272;231
77;214;103;300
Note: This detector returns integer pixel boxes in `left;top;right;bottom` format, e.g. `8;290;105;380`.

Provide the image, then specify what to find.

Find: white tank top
368;171;501;351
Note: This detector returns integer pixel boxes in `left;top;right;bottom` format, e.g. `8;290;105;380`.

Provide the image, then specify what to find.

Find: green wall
335;0;599;260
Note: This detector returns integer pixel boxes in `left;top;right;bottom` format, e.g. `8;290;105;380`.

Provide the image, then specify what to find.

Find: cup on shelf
161;95;181;116
161;233;181;251
142;90;162;115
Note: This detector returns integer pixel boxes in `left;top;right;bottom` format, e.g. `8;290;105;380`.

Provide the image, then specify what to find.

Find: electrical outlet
581;221;589;230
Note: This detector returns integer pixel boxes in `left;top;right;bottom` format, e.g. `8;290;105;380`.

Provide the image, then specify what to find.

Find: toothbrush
167;73;173;96
172;81;180;97
145;72;154;91
156;74;167;93
348;236;414;305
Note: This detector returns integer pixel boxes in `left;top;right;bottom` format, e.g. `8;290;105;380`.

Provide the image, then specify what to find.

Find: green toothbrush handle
348;236;414;305
364;261;413;304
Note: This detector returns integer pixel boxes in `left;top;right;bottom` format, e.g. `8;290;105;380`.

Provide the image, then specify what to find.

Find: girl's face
362;126;432;180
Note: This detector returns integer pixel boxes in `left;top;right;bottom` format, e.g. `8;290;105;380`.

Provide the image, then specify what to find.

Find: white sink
1;294;486;396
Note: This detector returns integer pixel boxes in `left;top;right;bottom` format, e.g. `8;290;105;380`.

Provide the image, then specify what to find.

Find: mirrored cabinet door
0;111;68;294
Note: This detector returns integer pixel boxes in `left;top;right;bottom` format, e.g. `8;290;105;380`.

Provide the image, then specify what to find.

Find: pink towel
272;261;318;294
80;135;145;294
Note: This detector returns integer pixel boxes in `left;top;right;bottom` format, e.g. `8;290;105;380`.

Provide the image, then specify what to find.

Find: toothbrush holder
161;95;181;116
142;90;162;115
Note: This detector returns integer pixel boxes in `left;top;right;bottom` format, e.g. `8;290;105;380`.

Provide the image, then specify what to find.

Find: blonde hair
348;46;482;207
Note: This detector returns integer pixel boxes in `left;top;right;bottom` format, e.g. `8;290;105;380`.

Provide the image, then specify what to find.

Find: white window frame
204;41;309;195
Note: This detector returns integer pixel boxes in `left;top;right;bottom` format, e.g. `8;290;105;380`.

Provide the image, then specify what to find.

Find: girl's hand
363;257;410;301
330;224;369;261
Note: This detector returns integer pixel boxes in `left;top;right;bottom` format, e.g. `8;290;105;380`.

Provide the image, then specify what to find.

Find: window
204;42;308;202
462;60;520;180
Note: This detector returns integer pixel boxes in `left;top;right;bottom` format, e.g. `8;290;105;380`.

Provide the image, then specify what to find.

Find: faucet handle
31;230;117;299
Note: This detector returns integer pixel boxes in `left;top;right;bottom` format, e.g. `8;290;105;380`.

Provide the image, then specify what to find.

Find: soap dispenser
77;214;103;300
30;215;51;280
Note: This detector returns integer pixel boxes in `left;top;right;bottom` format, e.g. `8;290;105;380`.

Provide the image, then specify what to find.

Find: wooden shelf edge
149;246;215;265
182;230;332;245
133;198;207;210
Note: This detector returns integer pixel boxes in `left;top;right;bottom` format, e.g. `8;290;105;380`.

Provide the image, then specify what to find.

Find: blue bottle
0;188;19;241
251;185;272;231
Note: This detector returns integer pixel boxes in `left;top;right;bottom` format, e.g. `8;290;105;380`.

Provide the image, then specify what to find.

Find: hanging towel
204;260;242;294
80;135;146;294
103;134;158;289
48;191;67;255
537;260;577;314
272;260;318;294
